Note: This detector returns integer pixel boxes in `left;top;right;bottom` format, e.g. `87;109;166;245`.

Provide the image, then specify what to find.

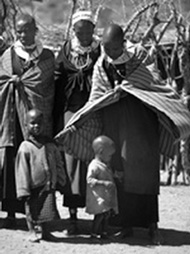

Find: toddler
86;135;118;239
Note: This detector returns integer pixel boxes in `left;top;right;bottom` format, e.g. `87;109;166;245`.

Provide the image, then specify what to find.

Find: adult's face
74;20;94;47
102;24;124;60
16;19;36;46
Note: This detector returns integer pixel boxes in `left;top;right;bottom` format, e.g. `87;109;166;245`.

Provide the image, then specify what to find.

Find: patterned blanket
0;46;54;147
55;60;190;162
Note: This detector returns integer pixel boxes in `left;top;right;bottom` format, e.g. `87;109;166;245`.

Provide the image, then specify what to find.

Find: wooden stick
65;0;77;40
130;16;142;41
141;8;161;44
156;14;174;44
124;2;158;35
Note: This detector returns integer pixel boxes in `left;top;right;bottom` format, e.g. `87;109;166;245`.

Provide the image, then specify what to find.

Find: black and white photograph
0;0;190;253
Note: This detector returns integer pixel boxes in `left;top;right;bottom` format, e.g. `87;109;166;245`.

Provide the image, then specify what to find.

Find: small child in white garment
86;135;118;239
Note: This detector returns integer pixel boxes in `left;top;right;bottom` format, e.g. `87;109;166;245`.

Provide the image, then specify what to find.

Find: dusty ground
0;172;190;254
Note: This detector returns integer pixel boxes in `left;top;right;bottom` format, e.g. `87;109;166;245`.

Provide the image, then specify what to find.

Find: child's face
27;112;44;137
100;145;115;164
73;20;94;47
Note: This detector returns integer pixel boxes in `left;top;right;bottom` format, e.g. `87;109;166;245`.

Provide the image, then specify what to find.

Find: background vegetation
1;0;190;50
17;0;190;47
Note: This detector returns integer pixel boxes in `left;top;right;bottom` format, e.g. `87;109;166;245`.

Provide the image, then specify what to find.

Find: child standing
15;109;66;242
86;135;118;239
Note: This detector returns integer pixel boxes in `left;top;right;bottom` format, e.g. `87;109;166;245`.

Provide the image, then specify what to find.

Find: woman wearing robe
53;9;100;235
0;13;55;228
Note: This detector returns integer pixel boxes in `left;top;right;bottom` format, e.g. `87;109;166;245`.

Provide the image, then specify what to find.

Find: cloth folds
15;140;66;199
55;73;190;162
0;46;55;147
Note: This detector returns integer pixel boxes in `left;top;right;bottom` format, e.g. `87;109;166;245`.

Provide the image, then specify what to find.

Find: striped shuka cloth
0;46;55;147
55;54;190;162
27;188;60;224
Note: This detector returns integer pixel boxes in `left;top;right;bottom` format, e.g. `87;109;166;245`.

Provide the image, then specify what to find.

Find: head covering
72;9;94;26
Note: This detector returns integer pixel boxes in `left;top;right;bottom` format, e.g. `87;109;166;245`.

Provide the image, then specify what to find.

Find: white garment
71;35;100;56
86;158;118;215
70;35;100;70
14;39;43;62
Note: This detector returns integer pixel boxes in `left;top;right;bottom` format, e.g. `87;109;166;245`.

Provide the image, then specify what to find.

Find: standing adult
0;13;55;228
95;24;161;243
54;9;101;235
55;23;190;244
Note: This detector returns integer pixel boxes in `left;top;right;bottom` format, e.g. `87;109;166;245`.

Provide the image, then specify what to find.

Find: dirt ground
0;172;190;254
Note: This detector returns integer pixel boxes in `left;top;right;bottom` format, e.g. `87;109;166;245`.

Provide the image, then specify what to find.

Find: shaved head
103;23;124;45
16;13;37;30
26;108;43;122
102;23;124;60
92;135;115;163
92;135;115;154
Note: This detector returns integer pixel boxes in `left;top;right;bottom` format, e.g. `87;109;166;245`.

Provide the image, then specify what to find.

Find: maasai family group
1;8;190;245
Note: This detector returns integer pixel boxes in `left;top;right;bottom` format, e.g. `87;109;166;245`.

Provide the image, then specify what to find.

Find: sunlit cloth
55;55;190;162
86;158;118;215
15;139;66;199
0;46;55;147
14;39;43;62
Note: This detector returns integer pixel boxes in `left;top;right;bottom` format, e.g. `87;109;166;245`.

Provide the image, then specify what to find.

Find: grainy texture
0;172;190;254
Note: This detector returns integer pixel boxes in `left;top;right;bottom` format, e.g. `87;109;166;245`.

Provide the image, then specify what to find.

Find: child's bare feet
28;232;40;243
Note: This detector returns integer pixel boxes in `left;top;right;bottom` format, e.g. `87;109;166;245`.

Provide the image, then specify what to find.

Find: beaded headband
72;10;94;26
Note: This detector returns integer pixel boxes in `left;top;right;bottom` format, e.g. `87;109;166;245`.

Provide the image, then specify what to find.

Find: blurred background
1;0;190;50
